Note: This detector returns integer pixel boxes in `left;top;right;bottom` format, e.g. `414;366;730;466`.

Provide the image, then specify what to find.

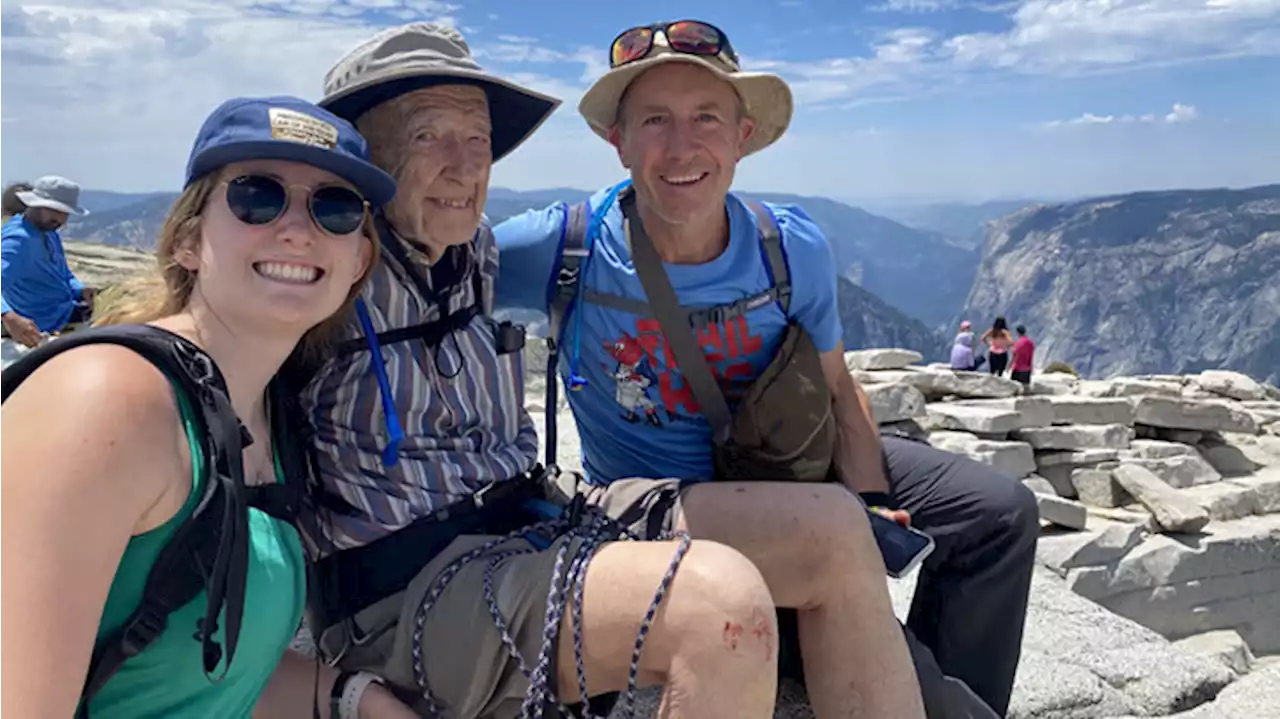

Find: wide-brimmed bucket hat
320;22;561;163
578;20;793;157
17;176;89;216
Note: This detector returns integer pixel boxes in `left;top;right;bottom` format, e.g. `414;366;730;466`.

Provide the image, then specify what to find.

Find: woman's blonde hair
93;171;380;358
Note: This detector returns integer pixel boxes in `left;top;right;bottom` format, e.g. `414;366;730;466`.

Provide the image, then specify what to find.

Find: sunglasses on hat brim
222;174;368;236
609;20;740;70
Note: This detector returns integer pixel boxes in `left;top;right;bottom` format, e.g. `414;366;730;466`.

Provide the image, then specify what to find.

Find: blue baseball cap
184;95;397;206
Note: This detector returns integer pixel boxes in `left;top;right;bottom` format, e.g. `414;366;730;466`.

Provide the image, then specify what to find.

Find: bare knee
665;541;778;664
788;485;882;577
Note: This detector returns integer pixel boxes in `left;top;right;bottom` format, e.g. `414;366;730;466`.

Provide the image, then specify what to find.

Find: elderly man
494;20;1039;719
288;22;798;719
1;176;96;349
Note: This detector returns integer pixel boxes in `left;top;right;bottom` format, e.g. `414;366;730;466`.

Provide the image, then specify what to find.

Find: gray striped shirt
298;225;538;557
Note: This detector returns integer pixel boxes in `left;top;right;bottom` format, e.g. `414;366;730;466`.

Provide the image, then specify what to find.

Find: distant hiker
0;96;417;717
2;181;32;221
950;330;985;372
1011;324;1036;387
495;18;1039;719
949;320;985;371
981;315;1014;377
290;22;780;719
1;176;97;349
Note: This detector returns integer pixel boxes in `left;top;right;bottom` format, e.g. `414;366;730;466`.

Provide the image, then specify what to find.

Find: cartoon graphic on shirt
603;333;662;425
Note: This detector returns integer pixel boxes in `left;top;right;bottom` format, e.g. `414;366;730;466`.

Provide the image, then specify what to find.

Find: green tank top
84;389;306;719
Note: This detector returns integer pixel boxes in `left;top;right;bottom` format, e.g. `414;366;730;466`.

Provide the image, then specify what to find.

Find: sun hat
184;95;396;205
319;22;561;163
578;21;793;156
17;176;89;216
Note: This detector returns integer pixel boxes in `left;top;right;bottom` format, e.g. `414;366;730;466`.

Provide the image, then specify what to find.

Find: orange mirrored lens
611;27;654;67
666;21;721;55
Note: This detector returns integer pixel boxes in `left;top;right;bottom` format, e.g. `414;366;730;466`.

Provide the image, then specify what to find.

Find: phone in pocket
866;508;935;579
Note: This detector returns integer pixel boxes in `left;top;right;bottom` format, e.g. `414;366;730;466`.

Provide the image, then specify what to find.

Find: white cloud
1165;102;1200;123
870;0;961;12
0;0;594;192
757;0;1280;110
947;0;1280;74
1041;103;1201;128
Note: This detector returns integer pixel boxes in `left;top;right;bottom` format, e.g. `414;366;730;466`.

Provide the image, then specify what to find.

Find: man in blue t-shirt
495;20;1038;719
1;176;96;349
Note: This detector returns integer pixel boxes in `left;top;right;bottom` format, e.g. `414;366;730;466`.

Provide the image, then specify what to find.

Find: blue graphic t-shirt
493;184;841;485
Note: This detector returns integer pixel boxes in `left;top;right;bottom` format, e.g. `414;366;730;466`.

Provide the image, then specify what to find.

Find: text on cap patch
269;108;339;149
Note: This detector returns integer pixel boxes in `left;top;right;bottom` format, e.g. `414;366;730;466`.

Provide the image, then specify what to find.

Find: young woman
1;97;417;718
981;315;1015;377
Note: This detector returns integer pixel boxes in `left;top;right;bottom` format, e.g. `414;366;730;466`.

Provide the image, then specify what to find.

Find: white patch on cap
269;108;338;149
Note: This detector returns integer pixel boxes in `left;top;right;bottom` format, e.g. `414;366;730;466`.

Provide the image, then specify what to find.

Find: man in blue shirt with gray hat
1;175;96;348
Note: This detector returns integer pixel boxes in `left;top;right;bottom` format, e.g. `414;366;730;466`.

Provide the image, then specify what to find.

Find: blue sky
2;0;1278;203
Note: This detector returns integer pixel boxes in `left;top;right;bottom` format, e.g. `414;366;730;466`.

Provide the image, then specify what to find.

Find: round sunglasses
223;174;368;236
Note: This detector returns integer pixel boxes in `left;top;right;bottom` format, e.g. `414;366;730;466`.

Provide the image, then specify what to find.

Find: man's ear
608;124;631;169
737;116;757;161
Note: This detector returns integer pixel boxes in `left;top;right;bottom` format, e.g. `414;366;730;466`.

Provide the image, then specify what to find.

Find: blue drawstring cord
355;298;405;467
566;179;631;391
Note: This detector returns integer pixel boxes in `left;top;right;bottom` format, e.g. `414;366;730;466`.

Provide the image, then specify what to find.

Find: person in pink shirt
1011;324;1036;387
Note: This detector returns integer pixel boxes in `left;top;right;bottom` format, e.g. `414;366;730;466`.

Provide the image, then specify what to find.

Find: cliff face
836;276;950;361
962;185;1280;384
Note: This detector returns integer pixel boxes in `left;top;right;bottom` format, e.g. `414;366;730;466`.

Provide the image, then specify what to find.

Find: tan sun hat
578;23;793;157
319;22;561;163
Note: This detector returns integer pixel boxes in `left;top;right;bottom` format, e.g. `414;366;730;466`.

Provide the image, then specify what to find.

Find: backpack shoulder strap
746;200;792;315
542;200;589;468
548;200;590;352
2;325;256;717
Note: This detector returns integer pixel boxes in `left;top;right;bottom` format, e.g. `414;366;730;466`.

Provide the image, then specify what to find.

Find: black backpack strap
333;216;489;358
544;200;589;468
2;325;255;717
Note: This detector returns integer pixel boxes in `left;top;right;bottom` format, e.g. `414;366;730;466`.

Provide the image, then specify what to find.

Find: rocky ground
527;346;1280;718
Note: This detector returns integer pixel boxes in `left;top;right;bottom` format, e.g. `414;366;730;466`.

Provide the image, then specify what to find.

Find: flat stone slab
868;367;1025;400
1015;424;1135;451
1133;397;1259;435
957;396;1054;428
1082;378;1184;399
1046;396;1136;426
865;382;927;424
1122;455;1223;489
1072;467;1133;508
1130;439;1198;459
924;403;1022;434
931;431;1039;478
844;348;923;371
1194;370;1268;402
1112;464;1211;533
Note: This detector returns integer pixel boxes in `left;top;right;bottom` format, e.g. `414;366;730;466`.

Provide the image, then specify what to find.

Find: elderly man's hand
2;312;43;348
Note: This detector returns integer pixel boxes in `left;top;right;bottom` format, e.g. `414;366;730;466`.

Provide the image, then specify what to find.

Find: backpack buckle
118;608;167;658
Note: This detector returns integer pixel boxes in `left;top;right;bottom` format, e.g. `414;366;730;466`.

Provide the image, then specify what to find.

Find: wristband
859;491;899;511
339;670;385;719
330;670;355;719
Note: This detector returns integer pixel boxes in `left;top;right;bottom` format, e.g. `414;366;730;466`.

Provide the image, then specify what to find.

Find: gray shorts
563;472;694;541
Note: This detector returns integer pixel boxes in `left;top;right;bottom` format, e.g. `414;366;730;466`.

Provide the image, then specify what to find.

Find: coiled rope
409;497;691;719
